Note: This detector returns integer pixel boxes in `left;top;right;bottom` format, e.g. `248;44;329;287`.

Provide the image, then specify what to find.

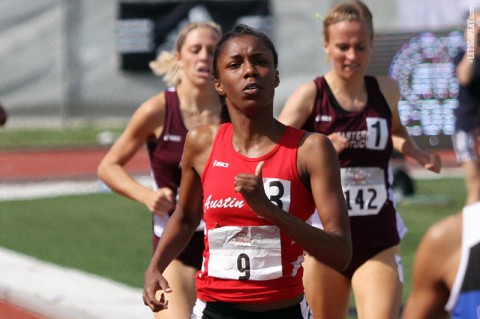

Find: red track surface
0;302;45;319
0;147;458;183
0;147;150;182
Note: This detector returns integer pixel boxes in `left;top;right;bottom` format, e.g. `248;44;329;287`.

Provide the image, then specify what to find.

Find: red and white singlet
197;123;315;304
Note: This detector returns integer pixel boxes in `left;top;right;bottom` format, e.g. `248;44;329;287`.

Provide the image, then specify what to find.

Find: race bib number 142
341;167;387;216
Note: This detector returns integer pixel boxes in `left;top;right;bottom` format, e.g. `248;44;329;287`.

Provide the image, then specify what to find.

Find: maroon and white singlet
147;89;189;237
303;76;400;278
146;88;205;269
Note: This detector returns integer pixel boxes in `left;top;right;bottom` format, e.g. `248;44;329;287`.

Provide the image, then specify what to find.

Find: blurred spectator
452;10;480;205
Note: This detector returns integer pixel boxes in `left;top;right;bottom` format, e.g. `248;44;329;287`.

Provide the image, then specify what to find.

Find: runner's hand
235;161;274;217
144;187;175;216
328;133;348;154
143;266;172;312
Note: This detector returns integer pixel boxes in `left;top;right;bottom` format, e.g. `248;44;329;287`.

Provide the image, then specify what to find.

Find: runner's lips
197;67;211;74
243;83;261;91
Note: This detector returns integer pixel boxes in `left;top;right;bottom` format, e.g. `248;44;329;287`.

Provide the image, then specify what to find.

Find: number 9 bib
207;225;282;281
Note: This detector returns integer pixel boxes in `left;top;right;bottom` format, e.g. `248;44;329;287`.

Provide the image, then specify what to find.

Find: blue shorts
453;130;479;163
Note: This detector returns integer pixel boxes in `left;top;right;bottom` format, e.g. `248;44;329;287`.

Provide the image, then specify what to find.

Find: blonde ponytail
149;51;182;87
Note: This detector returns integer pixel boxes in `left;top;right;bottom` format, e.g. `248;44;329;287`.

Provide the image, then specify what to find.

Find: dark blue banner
117;0;271;71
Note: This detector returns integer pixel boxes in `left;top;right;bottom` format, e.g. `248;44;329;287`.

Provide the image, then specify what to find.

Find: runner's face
324;21;372;80
177;27;220;86
214;34;279;115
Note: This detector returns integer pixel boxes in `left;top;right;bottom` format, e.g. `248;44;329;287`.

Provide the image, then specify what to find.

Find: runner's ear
215;79;225;96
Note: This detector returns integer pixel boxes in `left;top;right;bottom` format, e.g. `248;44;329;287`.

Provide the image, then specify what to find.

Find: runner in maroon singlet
98;22;224;319
278;1;441;318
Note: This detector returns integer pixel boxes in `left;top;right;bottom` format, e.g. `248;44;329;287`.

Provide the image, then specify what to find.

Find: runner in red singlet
143;24;352;319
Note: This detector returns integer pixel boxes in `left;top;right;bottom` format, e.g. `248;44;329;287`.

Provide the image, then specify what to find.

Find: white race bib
263;178;291;212
341;167;387;216
366;117;388;150
207;225;282;281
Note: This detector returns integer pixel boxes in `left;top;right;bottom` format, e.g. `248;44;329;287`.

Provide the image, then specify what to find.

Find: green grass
0;125;125;150
0;177;466;317
0;193;152;287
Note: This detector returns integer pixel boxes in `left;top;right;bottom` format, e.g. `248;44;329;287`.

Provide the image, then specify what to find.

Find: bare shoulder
417;212;462;289
423;213;462;247
417;213;462;267
376;75;399;91
286;80;317;108
184;124;220;174
292;80;317;99
376;76;400;107
185;124;220;151
138;91;167;117
298;132;338;171
122;91;167;137
279;80;317;126
300;131;332;150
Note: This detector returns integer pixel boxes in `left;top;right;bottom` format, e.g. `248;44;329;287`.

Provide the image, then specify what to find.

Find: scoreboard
388;31;465;149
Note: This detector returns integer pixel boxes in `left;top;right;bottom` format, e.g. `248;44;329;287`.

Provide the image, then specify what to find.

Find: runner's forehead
219;35;272;59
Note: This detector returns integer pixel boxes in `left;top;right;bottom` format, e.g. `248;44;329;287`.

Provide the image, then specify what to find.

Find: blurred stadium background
0;0;475;149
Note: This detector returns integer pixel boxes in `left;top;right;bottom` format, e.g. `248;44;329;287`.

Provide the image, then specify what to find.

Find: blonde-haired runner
98;21;225;319
278;1;441;318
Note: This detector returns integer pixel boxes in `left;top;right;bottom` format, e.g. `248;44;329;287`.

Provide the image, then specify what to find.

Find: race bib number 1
366;117;388;150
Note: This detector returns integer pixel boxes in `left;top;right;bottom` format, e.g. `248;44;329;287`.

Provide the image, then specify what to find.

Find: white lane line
0;247;152;319
0;176;152;201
